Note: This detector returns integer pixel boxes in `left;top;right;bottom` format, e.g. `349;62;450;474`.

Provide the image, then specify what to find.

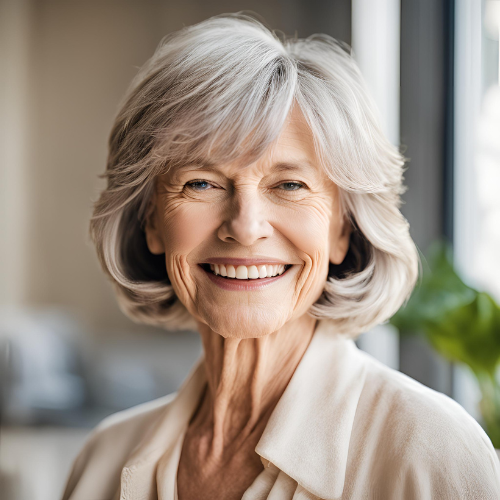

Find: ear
329;215;352;265
144;198;165;255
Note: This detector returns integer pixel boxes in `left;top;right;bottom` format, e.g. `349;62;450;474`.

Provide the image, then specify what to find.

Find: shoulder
61;393;177;500
352;350;500;499
93;391;177;436
358;351;487;448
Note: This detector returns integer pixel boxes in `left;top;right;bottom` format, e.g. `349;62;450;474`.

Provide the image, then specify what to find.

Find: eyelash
185;180;215;191
277;181;305;192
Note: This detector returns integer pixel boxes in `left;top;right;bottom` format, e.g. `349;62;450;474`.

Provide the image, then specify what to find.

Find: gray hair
90;13;419;336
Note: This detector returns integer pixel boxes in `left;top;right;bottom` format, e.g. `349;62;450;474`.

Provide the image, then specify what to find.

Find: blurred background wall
1;0;499;499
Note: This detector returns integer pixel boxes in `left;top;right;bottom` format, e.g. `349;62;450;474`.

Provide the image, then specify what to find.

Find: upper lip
203;257;291;266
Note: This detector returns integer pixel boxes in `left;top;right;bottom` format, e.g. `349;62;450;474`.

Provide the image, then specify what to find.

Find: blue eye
186;180;212;191
279;182;304;191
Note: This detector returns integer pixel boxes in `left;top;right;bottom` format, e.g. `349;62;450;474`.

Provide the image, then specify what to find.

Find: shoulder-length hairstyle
90;13;419;337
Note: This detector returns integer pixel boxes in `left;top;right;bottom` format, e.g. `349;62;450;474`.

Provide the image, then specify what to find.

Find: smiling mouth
201;263;292;280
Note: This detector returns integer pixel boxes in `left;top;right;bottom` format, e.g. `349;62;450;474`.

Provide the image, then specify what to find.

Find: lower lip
202;266;291;291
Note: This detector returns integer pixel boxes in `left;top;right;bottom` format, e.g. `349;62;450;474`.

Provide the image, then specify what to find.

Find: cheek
277;203;332;267
274;203;333;308
161;201;219;257
160;201;222;311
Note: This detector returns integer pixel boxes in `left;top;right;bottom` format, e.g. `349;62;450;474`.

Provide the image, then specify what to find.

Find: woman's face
146;107;350;338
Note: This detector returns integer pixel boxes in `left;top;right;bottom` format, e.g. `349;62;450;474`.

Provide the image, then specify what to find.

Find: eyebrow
271;160;317;173
171;159;317;175
162;163;216;180
174;162;216;172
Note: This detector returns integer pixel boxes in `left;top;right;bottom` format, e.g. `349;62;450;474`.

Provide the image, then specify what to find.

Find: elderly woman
62;14;500;500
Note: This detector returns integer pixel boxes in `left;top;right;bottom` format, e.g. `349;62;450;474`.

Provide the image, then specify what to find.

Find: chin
198;307;291;339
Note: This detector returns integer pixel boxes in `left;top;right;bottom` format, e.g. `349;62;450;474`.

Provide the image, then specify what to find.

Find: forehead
268;107;317;163
167;107;323;179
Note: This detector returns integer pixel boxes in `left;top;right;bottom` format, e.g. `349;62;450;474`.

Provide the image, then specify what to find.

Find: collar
118;320;367;500
118;357;206;499
255;320;367;500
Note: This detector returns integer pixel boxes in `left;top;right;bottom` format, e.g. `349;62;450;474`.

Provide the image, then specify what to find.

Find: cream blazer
61;320;500;500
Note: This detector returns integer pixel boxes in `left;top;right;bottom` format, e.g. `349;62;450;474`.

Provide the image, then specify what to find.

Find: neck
192;314;317;458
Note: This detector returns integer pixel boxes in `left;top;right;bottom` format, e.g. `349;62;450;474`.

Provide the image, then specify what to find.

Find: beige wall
1;0;350;333
0;0;32;306
24;0;169;332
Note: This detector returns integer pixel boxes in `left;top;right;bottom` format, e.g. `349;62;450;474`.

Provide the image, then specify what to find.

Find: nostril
217;219;273;245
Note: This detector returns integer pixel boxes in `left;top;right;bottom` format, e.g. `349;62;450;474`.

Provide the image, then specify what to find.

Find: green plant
390;242;500;446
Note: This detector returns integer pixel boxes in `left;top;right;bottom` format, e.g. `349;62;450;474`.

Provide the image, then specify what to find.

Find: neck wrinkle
195;315;317;461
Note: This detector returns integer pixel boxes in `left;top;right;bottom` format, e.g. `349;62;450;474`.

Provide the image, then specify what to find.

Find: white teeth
235;266;248;279
248;266;259;279
209;263;288;279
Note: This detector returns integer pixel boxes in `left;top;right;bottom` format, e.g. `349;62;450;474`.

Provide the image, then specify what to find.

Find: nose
217;189;273;246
